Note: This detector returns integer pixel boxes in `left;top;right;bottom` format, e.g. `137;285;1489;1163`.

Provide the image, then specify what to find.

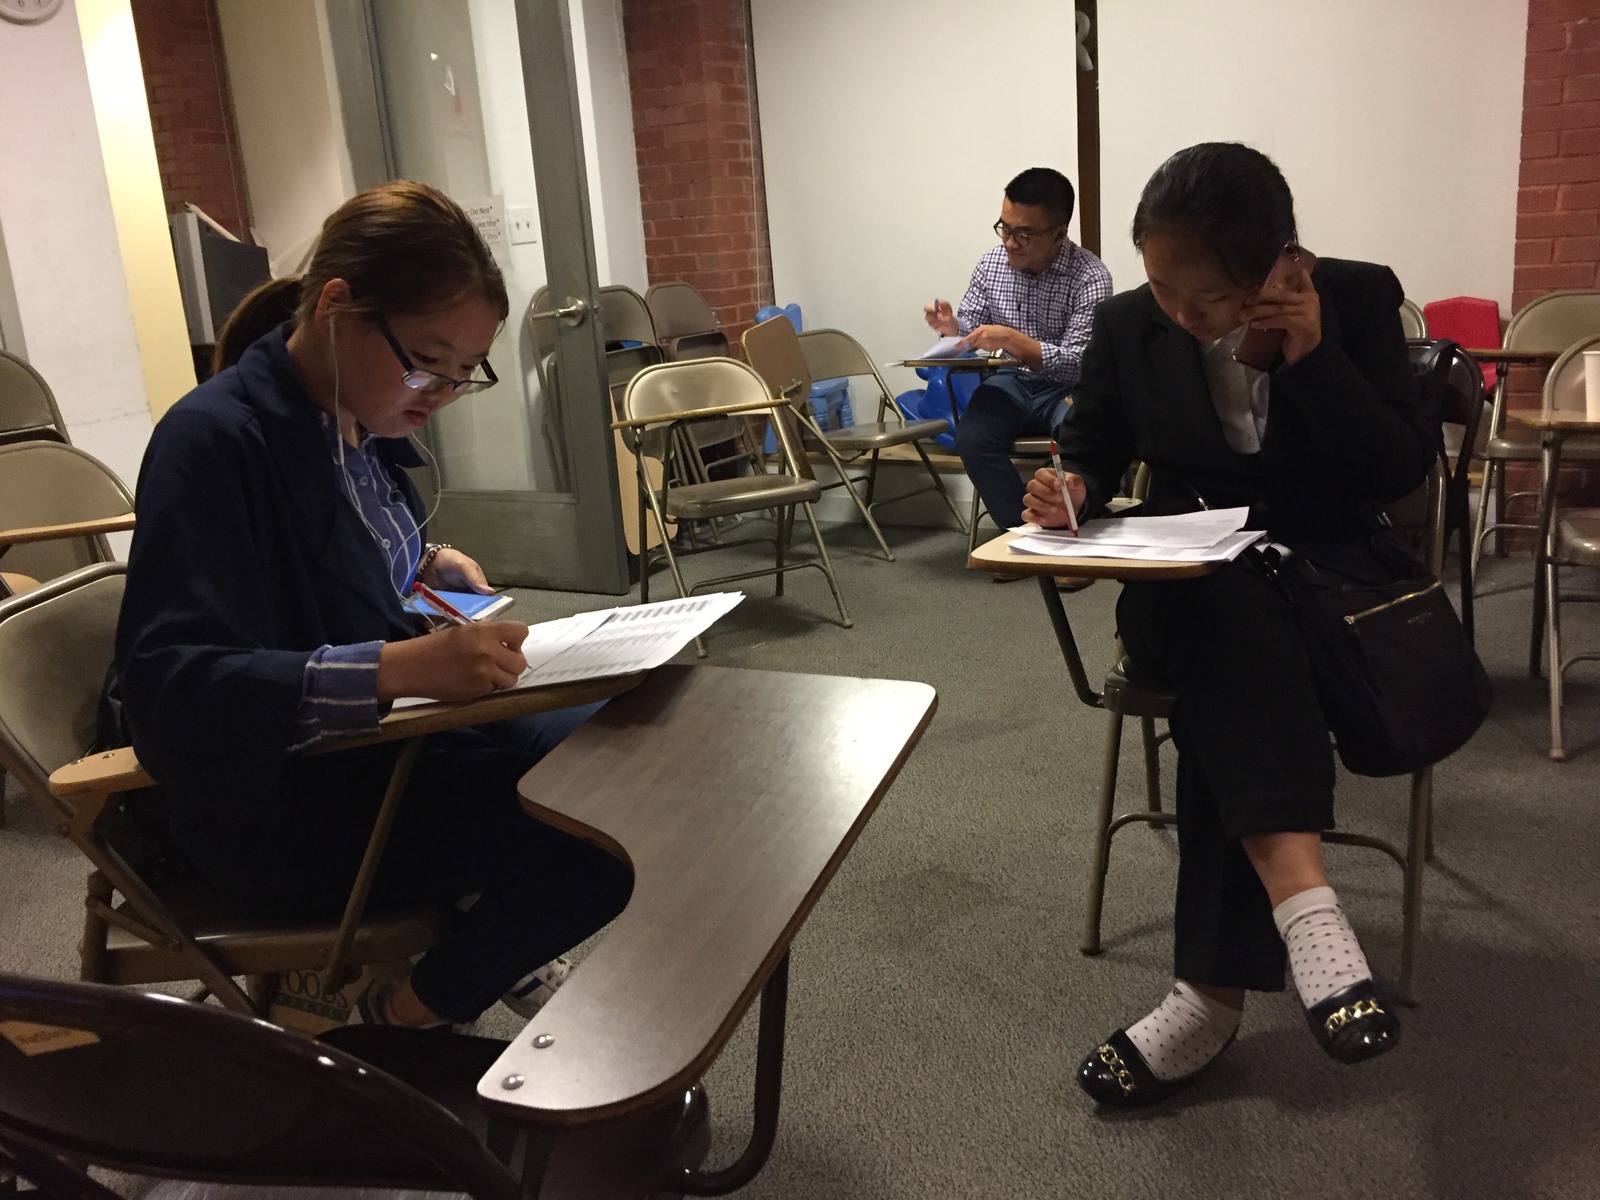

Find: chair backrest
798;327;907;424
0;563;124;821
742;314;812;408
597;284;659;346
0;440;134;584
0;972;518;1199
1542;332;1600;418
1503;289;1600;353
0;351;67;447
1399;298;1427;339
644;282;729;360
597;286;665;415
622;356;772;426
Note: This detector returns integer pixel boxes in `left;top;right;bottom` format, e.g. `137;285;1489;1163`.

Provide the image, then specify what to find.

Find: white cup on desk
1587;349;1600;422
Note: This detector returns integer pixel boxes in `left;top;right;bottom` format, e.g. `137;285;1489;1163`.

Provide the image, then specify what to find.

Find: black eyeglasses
994;220;1063;248
374;315;498;395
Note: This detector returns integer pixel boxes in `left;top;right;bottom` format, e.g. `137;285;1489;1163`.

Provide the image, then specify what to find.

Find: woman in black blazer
1024;143;1435;1106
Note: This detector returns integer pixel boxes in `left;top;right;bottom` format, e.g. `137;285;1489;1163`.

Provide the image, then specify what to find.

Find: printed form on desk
1009;508;1264;563
392;592;744;708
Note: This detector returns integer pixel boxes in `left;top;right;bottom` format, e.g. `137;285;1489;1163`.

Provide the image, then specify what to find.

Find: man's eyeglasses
374;316;498;395
994;220;1063;248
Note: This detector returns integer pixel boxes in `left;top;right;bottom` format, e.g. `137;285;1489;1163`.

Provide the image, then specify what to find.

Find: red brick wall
1504;1;1600;522
130;0;251;239
622;0;773;345
1514;0;1600;312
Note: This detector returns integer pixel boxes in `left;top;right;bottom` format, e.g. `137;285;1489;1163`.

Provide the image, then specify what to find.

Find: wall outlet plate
508;207;539;246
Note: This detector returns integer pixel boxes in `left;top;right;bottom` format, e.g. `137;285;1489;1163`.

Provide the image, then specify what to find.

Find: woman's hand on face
1022;466;1088;528
425;547;493;594
1239;261;1322;366
376;621;530;702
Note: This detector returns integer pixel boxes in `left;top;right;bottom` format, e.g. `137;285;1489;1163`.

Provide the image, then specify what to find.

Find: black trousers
195;708;633;1022
1118;555;1336;992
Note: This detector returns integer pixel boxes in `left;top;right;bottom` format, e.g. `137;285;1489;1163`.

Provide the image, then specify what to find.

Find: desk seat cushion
665;475;821;520
1103;656;1176;717
824;418;949;450
1558;510;1600;564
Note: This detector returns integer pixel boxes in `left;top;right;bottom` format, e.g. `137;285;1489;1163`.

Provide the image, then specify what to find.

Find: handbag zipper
1342;579;1442;625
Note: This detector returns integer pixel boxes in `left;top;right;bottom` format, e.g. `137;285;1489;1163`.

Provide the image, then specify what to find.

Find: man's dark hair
1131;142;1298;287
1005;167;1075;227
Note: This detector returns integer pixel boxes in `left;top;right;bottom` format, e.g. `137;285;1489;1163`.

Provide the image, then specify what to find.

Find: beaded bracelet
416;542;452;581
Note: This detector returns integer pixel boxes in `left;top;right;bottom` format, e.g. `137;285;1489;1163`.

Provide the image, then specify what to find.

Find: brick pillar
622;0;774;345
1505;1;1600;514
130;0;250;239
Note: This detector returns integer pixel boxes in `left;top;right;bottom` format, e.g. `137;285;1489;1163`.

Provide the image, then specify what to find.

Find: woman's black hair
1131;142;1297;287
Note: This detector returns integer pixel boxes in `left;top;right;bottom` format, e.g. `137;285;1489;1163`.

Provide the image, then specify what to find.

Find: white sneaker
502;956;574;1019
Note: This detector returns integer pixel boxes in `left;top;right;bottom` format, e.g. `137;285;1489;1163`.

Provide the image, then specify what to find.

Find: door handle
529;297;589;328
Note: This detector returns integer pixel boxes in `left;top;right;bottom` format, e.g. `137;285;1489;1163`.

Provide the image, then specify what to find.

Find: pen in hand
412;580;472;626
1049;440;1080;536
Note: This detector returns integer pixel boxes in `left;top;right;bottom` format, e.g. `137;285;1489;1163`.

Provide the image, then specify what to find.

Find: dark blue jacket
115;327;426;853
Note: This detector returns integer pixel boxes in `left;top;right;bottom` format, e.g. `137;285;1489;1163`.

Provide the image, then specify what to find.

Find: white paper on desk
520;592;744;685
391;592;744;707
1010;507;1251;552
1010;527;1264;563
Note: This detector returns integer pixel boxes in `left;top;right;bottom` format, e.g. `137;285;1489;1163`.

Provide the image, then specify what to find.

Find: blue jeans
953;370;1070;532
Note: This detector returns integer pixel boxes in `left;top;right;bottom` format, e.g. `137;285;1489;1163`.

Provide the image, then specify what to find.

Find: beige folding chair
1065;462;1447;1004
744;315;958;560
616;358;852;655
1398;298;1427;339
0;564;449;1015
0;440;134;599
643;281;730;361
1537;334;1600;761
799;327;969;530
0;350;68;447
1473;289;1600;578
642;281;762;483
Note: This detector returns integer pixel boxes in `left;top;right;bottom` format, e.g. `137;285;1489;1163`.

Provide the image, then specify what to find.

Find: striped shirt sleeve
289;640;386;752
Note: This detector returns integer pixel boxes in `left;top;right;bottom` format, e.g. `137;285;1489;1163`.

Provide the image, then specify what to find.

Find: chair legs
1083;712;1431;1002
1548;548;1566;760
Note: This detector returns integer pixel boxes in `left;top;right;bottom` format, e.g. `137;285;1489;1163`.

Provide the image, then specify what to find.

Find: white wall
217;0;354;275
755;0;1526;403
0;0;152;489
753;0;1080;400
1097;0;1525;313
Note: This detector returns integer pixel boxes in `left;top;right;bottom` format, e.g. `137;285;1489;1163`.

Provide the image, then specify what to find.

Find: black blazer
115;327;427;848
1054;257;1436;543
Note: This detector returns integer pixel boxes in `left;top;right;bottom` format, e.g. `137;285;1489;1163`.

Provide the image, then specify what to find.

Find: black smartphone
1234;246;1315;370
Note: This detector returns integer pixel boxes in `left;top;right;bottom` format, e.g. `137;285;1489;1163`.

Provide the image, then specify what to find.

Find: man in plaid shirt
924;167;1111;536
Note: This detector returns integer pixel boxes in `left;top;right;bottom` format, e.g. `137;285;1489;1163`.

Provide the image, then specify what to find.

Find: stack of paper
393;592;744;708
1009;508;1263;563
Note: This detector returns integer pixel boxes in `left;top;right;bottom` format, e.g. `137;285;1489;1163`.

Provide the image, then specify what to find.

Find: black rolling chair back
0;973;519;1200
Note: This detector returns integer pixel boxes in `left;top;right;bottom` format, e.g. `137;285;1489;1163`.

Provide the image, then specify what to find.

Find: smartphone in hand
1233;246;1316;370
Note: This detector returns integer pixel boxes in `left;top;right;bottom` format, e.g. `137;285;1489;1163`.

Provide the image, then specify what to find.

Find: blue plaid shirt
956;239;1111;387
289;415;426;750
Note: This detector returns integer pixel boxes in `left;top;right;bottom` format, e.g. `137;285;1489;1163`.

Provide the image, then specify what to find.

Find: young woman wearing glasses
1024;143;1434;1106
115;181;630;1029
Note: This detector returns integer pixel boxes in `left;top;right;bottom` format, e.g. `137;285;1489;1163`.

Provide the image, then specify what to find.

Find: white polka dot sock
1273;885;1372;1009
1124;981;1242;1082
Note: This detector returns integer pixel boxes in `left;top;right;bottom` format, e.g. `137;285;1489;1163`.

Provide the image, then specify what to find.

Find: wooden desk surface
1520;413;1600;431
1466;348;1561;366
48;673;646;798
0;514;136;544
480;664;937;1124
898;355;1017;371
968;528;1218;580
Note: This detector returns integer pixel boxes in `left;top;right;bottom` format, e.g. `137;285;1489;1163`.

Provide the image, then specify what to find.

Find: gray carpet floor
4;516;1599;1200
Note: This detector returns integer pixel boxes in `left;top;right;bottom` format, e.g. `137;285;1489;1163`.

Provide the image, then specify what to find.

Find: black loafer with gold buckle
1076;1028;1221;1108
1306;980;1400;1064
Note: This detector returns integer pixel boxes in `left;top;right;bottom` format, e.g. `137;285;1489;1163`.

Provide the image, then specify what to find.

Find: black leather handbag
1262;534;1492;777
